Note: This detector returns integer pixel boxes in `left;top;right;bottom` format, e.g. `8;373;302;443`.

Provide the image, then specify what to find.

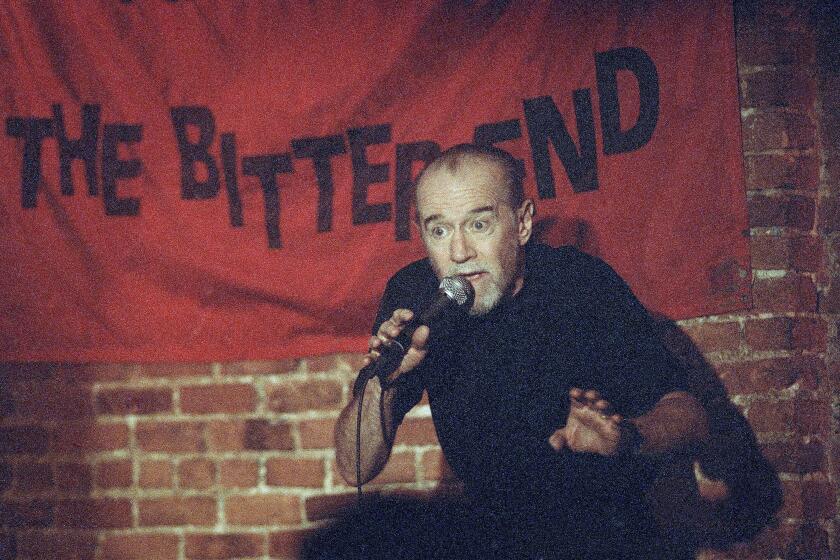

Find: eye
429;225;448;238
472;220;486;231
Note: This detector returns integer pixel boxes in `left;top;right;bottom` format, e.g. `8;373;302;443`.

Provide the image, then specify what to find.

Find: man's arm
548;388;708;457
334;309;428;485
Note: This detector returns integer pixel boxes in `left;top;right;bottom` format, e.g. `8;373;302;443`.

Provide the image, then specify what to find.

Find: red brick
140;460;173;489
224;494;301;525
179;458;216;489
95;459;133;489
54;498;132;528
394;417;440;446
761;440;826;475
0;426;50;454
5;381;94;420
719;356;826;395
742;112;815;152
742;68;815;108
421;449;457;482
180;384;256;414
219;459;259;488
745;316;827;351
751;275;817;312
794;400;832;435
748;193;815;229
101;534;179;560
139;496;217;526
55;462;92;493
681;322;741;353
307;353;366;373
221;359;301;376
785;523;832;560
51;422;129;453
817;195;840;234
821;280;840;314
16;531;97;560
207;420;248;451
780;480;837;520
750;236;791;269
74;363;138;382
269;529;319;559
726;523;797;560
298;418;337;449
334;452;415;486
744;153;819;191
136;421;205;452
139;363;214;378
748;399;831;435
210;420;294;453
266;380;343;412
243;419;294;451
747;400;794;433
266;457;325;488
13;462;53;492
304;493;359;522
0;500;53;527
790;236;823;271
96;387;172;415
185;533;263;559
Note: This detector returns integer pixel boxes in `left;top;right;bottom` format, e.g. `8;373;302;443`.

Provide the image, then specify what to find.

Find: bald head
414;144;524;221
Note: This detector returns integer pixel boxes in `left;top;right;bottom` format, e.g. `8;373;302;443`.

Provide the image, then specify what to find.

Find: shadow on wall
650;317;783;554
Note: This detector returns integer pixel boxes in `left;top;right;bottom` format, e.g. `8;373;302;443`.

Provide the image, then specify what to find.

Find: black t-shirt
370;243;685;556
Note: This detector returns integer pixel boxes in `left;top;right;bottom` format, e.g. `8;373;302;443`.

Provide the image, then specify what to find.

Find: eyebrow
422;205;496;229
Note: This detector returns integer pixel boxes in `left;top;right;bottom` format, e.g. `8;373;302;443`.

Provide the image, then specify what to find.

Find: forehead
416;157;508;220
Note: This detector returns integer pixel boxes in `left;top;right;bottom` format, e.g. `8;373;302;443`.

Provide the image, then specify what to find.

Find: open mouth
460;271;486;282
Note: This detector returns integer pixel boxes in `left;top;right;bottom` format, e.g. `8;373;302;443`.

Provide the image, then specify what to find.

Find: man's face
415;157;532;315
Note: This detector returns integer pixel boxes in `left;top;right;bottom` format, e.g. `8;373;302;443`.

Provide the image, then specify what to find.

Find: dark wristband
619;420;644;456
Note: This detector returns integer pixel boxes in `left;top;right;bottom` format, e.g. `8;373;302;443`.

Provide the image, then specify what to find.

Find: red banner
0;0;748;362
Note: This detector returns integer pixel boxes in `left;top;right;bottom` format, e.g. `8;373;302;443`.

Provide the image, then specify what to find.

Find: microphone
354;275;474;391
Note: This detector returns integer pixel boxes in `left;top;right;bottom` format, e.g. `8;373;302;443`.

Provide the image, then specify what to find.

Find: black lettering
291;135;346;233
5;116;54;208
394;141;440;241
348;124;391;225
595;47;660;155
220;133;243;227
242;154;293;249
52;104;100;196
170;106;219;199
523;93;597;196
102;124;142;216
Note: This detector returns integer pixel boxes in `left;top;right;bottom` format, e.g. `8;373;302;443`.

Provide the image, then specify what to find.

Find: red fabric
0;1;748;362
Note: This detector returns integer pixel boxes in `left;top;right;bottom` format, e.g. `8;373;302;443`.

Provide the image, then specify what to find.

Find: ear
517;199;534;246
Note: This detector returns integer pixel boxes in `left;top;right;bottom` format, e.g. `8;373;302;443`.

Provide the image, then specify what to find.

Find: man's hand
363;309;430;385
548;388;636;456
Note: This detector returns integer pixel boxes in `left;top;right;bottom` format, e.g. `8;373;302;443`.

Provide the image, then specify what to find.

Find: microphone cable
354;374;393;502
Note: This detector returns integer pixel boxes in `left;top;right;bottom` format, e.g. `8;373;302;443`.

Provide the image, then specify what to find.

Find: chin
468;288;503;316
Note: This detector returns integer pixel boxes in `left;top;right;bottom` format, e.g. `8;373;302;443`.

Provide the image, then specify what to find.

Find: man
334;144;708;558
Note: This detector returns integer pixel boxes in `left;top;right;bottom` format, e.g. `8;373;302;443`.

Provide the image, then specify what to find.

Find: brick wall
1;1;838;559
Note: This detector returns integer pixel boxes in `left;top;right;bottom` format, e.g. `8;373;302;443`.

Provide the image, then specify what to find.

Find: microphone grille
439;276;474;307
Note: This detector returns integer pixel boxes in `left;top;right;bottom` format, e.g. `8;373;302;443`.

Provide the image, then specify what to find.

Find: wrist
618;419;645;456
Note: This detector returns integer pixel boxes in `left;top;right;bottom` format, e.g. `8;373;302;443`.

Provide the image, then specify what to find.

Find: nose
449;229;476;263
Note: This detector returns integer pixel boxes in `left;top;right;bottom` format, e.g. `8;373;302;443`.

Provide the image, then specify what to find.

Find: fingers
375;309;414;344
409;325;429;352
569;387;620;420
548;428;567;451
